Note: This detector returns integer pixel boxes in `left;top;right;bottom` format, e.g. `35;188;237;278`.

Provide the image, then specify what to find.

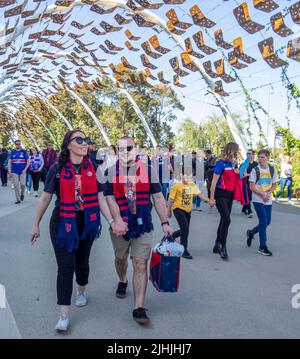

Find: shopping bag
149;235;182;292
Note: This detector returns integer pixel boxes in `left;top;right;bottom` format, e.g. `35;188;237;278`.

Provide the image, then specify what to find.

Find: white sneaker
248;213;253;218
274;198;279;203
75;292;87;307
34;191;38;197
55;315;70;332
289;200;295;206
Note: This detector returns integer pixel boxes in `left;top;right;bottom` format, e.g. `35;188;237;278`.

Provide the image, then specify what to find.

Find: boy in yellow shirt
168;166;215;259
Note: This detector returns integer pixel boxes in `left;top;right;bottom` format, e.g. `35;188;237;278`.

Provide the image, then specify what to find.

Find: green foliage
274;126;300;196
176;113;246;155
276;126;300;154
11;79;183;150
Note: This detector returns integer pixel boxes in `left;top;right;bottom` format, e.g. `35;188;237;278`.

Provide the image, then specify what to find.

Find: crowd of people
0;131;296;332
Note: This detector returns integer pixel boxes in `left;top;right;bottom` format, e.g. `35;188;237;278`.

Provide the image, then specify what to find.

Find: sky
0;0;299;146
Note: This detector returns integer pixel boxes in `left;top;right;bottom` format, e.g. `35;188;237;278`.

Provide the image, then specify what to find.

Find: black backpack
254;165;274;183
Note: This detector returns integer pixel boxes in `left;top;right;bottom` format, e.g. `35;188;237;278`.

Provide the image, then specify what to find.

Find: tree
177;113;246;155
12;77;184;149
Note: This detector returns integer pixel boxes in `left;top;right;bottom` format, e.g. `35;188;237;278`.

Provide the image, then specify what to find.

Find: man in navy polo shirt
8;140;30;204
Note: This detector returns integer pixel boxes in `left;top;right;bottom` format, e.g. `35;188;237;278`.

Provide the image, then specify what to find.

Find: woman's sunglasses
70;136;91;145
118;146;134;153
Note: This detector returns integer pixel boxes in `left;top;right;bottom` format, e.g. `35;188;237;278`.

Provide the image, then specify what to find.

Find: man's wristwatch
108;218;115;228
161;221;169;226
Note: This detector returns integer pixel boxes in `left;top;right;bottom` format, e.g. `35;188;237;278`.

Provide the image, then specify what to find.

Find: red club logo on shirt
65;223;72;233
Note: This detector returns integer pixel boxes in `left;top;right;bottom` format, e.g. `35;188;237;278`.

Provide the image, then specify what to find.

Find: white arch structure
66;86;112;145
0;49;158;147
0;0;246;155
2;106;41;150
36;96;73;131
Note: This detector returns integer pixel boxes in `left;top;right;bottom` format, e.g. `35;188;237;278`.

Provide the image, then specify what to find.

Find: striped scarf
56;160;101;253
113;160;153;240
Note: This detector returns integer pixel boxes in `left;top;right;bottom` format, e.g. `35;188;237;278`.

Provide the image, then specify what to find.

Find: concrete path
0;185;299;339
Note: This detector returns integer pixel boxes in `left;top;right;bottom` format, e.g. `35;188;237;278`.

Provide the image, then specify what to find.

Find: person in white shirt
246;149;279;256
275;155;293;204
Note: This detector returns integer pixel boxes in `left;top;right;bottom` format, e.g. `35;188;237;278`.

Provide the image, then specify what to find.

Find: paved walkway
0;185;299;339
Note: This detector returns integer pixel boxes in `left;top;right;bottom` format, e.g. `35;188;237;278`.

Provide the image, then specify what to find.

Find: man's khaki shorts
110;230;153;260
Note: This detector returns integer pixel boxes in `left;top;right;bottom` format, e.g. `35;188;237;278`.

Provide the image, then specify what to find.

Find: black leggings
50;209;94;306
172;208;191;250
215;189;233;246
1;168;7;185
30;171;41;191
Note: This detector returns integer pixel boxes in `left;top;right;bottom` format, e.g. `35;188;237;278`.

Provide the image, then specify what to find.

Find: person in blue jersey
29;148;44;197
8;140;30;204
210;143;240;260
30;130;127;332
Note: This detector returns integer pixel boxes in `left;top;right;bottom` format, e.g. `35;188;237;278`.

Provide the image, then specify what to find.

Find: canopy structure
0;0;299;153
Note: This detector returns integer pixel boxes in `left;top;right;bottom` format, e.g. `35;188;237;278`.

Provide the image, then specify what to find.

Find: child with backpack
246;149;279;256
168;166;215;259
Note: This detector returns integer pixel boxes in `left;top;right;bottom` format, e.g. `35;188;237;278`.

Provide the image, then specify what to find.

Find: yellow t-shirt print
257;172;272;193
169;182;201;213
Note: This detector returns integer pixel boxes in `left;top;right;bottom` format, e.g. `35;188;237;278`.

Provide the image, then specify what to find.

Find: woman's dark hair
58;129;86;172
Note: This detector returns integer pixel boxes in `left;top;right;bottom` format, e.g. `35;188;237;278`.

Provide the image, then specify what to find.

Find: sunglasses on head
118;145;134;153
70;136;91;145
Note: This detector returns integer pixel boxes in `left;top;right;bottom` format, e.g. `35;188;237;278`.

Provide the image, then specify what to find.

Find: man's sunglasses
118;146;134;153
70;136;91;145
15;143;21;146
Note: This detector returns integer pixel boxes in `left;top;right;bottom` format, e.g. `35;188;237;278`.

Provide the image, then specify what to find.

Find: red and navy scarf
113;160;153;240
56;160;101;253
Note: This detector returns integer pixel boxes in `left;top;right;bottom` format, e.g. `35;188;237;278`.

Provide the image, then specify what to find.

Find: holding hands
111;218;128;237
208;198;216;208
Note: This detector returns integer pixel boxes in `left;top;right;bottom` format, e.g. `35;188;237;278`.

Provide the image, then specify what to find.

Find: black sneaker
20;194;24;201
182;250;193;259
246;230;254;247
116;281;128;298
258;246;272;256
15;200;21;204
133;307;150;324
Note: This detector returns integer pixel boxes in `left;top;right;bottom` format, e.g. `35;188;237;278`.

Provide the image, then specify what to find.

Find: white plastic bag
153;235;185;257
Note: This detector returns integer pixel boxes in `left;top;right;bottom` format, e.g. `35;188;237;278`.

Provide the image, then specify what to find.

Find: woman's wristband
161;221;169;226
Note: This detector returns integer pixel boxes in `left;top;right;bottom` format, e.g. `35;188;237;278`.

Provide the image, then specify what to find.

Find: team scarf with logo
113;159;153;240
56;159;101;253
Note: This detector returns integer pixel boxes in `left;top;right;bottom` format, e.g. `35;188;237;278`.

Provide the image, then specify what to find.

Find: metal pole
66;86;111;146
37;96;73;130
3;110;41;150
